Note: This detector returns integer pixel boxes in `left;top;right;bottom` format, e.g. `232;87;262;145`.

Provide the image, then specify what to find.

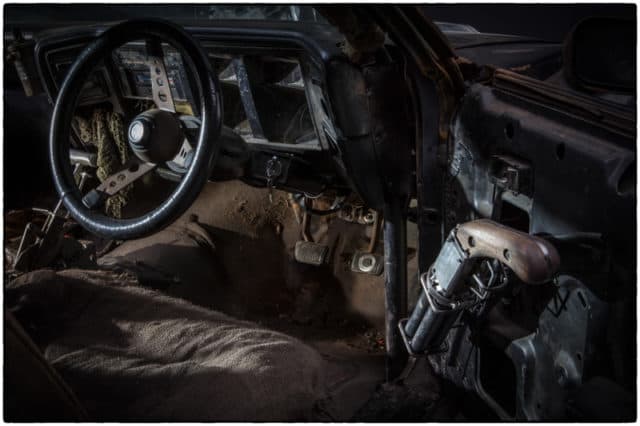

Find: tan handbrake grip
455;219;560;284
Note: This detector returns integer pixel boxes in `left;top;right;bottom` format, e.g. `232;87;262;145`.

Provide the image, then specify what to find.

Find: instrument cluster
113;43;192;103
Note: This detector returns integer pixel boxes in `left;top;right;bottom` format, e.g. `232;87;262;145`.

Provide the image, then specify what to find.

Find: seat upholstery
6;267;330;421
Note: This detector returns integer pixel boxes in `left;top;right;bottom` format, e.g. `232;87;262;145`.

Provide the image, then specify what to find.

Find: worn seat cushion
7;268;329;421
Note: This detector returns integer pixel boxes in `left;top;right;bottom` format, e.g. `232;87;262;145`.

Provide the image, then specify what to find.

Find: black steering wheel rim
49;19;222;240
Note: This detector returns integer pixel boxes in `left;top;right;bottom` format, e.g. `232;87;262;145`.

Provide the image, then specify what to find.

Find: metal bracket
13;168;90;271
397;318;450;357
420;269;478;314
489;154;533;196
232;57;265;139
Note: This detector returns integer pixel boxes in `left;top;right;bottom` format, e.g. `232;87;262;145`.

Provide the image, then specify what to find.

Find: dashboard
15;19;569;212
31;20;562;212
34;22;351;196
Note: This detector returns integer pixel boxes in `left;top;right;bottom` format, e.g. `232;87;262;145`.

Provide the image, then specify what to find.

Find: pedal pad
294;241;329;266
351;251;384;275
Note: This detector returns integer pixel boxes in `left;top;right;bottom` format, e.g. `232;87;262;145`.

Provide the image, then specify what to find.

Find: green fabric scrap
73;109;131;218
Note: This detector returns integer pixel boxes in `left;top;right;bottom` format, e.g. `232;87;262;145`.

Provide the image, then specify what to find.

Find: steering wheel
49;20;222;240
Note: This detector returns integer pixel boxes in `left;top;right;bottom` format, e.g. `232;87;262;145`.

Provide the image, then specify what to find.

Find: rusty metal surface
314;6;386;63
316;6;464;147
366;6;464;145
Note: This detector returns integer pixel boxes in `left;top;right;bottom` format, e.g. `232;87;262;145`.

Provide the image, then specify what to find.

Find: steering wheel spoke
146;38;176;113
82;161;156;210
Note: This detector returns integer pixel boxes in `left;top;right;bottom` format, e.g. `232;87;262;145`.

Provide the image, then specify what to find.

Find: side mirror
564;17;636;93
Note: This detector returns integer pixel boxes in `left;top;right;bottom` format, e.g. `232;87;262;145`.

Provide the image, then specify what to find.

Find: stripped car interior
4;4;636;421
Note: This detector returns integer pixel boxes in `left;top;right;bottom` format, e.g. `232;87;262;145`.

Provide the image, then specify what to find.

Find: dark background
5;3;636;42
423;3;635;42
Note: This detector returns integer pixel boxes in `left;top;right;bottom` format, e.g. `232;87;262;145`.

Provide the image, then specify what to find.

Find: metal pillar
383;198;408;381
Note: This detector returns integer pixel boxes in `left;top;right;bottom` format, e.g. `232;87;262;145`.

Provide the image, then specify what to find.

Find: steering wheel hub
127;109;184;164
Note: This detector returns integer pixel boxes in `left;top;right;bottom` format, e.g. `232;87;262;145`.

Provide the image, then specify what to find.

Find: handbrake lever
401;219;560;355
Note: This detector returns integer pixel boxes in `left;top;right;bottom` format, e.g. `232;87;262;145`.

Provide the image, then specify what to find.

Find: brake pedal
351;251;384;275
294;240;329;266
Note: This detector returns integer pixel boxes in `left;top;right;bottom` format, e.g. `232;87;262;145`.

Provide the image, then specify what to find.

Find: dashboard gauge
113;43;192;103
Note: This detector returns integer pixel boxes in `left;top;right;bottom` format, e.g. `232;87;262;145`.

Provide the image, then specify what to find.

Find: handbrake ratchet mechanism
400;219;560;355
